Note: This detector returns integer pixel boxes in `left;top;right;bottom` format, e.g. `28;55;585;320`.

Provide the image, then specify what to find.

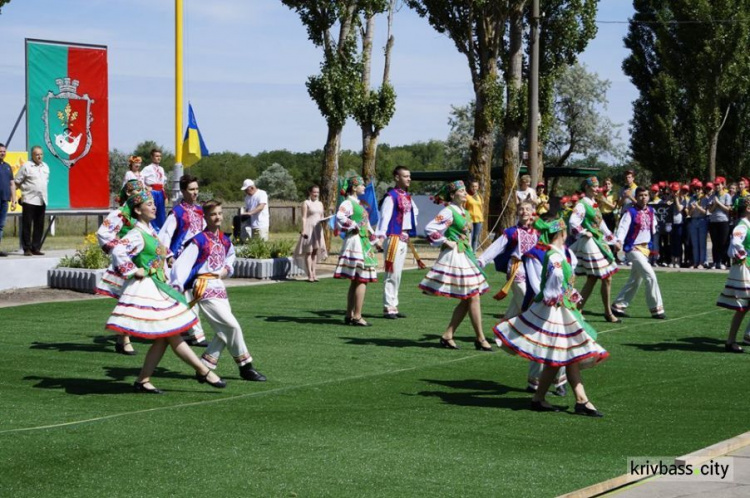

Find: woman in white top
122;155;143;187
515;174;538;207
294;185;328;282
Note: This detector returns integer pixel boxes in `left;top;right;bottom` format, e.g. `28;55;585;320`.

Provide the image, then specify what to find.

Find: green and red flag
26;39;109;209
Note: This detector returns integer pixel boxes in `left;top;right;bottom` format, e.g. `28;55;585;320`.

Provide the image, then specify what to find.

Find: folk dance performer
717;195;750;353
171;200;267;381
95;179;146;355
159;174;208;347
569;177;622;323
493;216;608;416
334;175;381;327
521;217;570;396
376;166;420;319
611;187;667;320
141;148;168;231
476;200;537;319
105;190;226;393
419;180;492;351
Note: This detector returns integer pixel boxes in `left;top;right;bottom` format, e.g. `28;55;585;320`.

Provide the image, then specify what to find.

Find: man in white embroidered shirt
14;145;49;256
611;186;667;319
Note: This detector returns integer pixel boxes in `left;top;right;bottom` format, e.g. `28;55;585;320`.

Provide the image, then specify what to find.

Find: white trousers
383;237;408;313
613;250;664;315
184;290;205;342
196;297;253;369
504;280;526;319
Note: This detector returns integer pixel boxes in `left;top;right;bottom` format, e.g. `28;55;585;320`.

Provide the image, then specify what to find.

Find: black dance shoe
531;401;560;412
115;342;137;356
474;340;493;352
196;370;227;388
185;337;209;347
574;402;603;417
725;343;744;354
239;363;267;382
133;381;163;394
610;307;628;318
350;318;372;327
552;385;567;397
383;313;398;320
439;337;459;350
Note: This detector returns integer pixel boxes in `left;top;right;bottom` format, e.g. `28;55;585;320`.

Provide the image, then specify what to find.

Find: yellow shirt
599;192;616;214
465;193;484;223
537;194;549;215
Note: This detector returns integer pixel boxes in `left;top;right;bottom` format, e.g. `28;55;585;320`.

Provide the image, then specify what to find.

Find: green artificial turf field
1;269;748;497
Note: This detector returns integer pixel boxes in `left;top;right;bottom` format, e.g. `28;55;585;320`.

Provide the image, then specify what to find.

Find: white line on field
0;307;722;435
0;353;484;435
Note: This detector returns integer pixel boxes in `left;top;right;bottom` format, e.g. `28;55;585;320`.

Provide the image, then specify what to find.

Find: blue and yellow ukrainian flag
181;103;209;167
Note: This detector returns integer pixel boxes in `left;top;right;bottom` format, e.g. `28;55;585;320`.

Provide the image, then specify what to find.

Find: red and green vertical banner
26;39;109;209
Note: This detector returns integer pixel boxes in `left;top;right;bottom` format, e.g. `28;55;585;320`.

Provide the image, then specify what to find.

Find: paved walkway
605;446;750;497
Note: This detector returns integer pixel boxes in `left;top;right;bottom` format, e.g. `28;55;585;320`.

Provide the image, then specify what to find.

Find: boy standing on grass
611;187;667;320
171;199;266;381
159;174;208;347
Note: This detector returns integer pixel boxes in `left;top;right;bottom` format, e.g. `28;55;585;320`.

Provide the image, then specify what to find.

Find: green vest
578;199;614;262
446;205;484;276
133;227;187;305
348;198;377;268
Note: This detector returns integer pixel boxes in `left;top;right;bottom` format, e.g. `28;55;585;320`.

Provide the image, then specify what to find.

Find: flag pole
172;0;184;200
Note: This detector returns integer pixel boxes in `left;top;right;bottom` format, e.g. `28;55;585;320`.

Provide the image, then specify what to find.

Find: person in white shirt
14;145;50;256
376;166;419;319
122;155;143;187
238;179;269;241
515;174;538;207
140;149;168;231
611;187;666;319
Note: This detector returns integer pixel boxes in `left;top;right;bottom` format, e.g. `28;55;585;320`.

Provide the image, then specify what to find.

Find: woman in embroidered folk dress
419;181;492;351
294;185;328;282
122;155;143;186
105;191;227;393
95;179;145;355
334;176;381;326
493;217;608;416
717;195;750;353
569;177;622;323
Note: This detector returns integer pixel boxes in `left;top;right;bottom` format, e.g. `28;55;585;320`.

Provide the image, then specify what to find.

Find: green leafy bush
57;233;110;269
235;238;295;259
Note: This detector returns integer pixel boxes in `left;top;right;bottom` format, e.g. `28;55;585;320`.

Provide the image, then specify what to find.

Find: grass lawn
0;269;748;497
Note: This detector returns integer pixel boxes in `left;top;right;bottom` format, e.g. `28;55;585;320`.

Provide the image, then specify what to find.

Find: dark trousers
232;214;252;239
709;221;730;267
21;202;46;252
671;224;683;263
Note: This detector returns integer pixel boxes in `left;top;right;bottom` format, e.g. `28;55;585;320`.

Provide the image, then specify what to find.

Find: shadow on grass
623;336;725;353
340;334;490;349
415;378;535;411
255;308;351;326
30;335;150;354
24;366;220;395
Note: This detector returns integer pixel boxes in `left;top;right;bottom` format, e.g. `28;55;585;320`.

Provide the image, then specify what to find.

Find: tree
256;163;299;200
353;0;397;180
406;0;505;237
545;63;622;170
0;1;11;14
624;0;750;179
132;140;175;172
282;1;365;217
109;149;129;196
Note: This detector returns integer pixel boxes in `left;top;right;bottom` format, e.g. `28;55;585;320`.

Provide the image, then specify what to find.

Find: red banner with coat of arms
26;39;109;209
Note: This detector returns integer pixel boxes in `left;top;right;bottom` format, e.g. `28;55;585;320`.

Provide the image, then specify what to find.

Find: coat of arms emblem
42;77;94;168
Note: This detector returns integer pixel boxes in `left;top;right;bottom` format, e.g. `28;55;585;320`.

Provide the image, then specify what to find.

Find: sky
0;0;637;156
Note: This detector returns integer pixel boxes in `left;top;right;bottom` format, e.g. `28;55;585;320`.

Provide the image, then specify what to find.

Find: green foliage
57;234;110;269
132;140;175;172
0;0;11;14
108;149;129;196
546;63;623;169
234;237;294;259
256;163;298;201
624;0;750;179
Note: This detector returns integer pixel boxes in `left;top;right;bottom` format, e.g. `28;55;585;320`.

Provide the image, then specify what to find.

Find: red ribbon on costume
150;184;164;192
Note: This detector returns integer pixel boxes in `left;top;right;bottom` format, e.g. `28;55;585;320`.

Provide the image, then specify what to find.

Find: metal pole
528;0;540;186
6;105;26;147
172;0;185;202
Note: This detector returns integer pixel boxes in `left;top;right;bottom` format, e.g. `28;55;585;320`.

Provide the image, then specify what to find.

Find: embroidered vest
622;206;655;253
386;189;416;237
169;202;204;256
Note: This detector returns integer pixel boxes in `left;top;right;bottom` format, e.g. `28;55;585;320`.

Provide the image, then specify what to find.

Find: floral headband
339;175;365;196
128;155;142;165
126;190;153;212
432;180;465;205
583;176;599;188
533;216;566;245
116;179;145;206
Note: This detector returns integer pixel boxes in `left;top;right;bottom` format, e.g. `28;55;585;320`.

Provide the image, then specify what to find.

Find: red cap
715;176;726;184
658;181;667;188
560;196;570;204
650;184;659;192
705;182;714;189
693;180;703;188
681;184;689;191
536;182;545;187
571;194;580;202
742;177;750;185
670;182;680;192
